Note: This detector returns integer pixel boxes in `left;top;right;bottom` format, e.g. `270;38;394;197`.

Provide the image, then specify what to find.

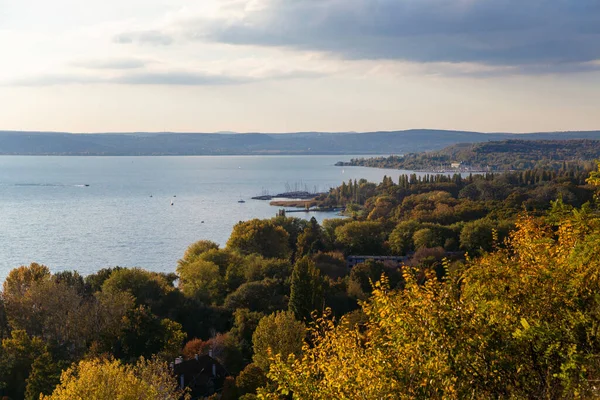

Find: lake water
0;155;416;281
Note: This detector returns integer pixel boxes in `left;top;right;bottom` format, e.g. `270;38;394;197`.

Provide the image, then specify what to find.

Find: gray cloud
184;0;600;72
112;71;248;85
5;71;246;86
3;67;323;87
114;30;174;46
72;58;147;70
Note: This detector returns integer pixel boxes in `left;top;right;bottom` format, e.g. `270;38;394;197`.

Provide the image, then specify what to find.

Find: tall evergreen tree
288;257;324;322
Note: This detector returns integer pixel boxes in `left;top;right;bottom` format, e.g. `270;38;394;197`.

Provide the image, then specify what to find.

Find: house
172;353;229;399
451;162;462;169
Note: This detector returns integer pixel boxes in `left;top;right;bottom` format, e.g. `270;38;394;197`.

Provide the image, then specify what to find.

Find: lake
0;155;419;281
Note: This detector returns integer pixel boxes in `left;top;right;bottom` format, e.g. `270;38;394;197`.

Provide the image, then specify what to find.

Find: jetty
283;207;345;214
252;191;327;201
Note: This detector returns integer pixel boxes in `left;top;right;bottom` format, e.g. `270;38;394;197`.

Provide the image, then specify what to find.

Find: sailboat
238;194;245;203
170;199;174;206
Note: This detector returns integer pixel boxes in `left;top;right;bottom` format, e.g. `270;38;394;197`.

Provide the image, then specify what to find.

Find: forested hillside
339;139;600;171
1;163;600;399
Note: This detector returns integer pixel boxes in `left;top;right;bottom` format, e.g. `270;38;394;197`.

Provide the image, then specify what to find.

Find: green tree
459;219;496;253
271;216;310;259
229;309;265;362
236;363;268;397
115;306;184;362
177;260;226;304
0;330;58;400
101;268;175;316
289;257;324;322
412;228;441;249
296;217;325;257
227;219;291;259
224;279;287;314
388;220;420;255
334;221;386;255
178;240;220;267
252;311;305;372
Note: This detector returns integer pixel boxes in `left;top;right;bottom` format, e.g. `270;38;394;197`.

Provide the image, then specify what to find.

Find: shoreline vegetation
3;157;600;398
336;139;600;173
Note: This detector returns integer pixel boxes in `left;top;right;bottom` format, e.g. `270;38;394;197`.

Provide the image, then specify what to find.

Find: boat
238;199;246;203
170;200;174;206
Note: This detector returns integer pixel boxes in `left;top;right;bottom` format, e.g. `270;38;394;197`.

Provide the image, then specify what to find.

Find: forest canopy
1;161;600;399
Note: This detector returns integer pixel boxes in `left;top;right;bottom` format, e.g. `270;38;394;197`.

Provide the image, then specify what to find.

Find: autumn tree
261;211;600;399
41;357;188;400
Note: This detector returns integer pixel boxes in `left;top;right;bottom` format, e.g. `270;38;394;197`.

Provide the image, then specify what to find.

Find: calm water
0;155;414;281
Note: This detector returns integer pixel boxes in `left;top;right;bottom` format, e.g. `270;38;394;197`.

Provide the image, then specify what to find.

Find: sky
1;0;599;133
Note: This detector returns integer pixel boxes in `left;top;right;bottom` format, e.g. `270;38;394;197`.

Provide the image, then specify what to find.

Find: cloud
4;71;243;86
114;30;174;46
169;0;600;72
3;66;322;87
7;74;105;86
112;71;247;85
72;58;148;70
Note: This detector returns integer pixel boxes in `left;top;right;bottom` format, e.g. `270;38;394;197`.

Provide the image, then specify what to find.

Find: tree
271;216;310;259
312;251;347;280
388;220;420;255
288;257;324;322
177;260;226;304
2;263;51;332
84;266;123;294
412;228;441;249
236;363;268;397
229;309;265;362
227;219;291;259
114;306;185;362
459;219;496;253
182;338;211;360
296;217;325;257
334;221;386;255
2;274;94;359
40;357;188;400
224;279;287;314
0;330;59;400
261;213;600;399
101;268;175;316
178;240;220;267
243;255;292;283
252;311;305;372
348;260;385;295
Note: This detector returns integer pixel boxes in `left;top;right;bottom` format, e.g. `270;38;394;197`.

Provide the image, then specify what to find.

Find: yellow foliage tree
259;212;600;399
41;357;189;400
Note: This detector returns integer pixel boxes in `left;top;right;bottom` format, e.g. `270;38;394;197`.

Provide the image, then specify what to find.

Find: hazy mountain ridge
339;139;600;171
1;129;599;155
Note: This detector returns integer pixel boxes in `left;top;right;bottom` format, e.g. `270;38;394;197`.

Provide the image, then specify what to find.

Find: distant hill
1;129;600;155
338;139;600;171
